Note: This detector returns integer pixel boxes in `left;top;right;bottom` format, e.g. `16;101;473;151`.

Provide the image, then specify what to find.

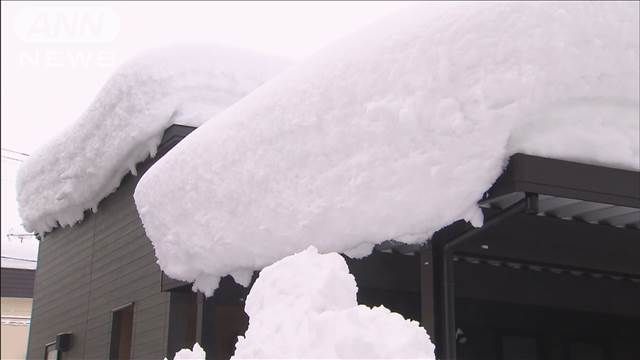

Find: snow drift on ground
232;247;435;359
135;2;640;294
166;343;206;360
16;45;288;234
135;2;639;295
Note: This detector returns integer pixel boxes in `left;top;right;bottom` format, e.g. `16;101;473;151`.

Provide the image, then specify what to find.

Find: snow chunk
17;45;288;234
232;247;435;359
166;343;206;360
135;2;639;294
229;269;254;288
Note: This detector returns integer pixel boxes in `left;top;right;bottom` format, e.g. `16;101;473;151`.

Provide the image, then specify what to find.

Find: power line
1;155;24;162
1;255;37;263
6;233;36;239
1;148;29;157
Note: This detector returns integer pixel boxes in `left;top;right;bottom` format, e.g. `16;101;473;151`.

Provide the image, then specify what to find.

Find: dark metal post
525;192;539;215
439;197;530;359
420;244;435;337
195;293;204;344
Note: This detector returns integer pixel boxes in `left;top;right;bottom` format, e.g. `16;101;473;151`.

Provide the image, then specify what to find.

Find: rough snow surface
16;45;288;234
232;247;435;359
166;343;206;360
134;2;640;295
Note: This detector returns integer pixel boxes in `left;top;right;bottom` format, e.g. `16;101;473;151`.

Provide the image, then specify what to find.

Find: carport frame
426;154;640;359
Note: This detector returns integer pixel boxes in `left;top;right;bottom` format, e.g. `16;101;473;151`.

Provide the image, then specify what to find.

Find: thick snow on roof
16;45;287;234
135;2;639;295
233;247;435;359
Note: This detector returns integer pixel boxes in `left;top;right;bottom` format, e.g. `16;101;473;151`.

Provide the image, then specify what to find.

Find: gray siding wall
26;160;171;360
1;267;36;298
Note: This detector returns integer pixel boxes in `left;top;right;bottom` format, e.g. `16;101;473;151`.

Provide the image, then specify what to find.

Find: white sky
0;1;410;264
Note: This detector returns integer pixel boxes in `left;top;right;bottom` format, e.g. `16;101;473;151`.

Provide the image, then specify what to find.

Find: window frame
44;341;59;360
109;302;135;360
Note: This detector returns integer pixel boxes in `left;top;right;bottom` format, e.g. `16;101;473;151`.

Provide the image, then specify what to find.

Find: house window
44;342;59;360
109;303;134;360
500;335;539;360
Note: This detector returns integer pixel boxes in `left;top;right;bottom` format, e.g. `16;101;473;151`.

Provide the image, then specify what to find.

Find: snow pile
233;247;435;359
135;2;639;295
16;45;288;234
166;343;206;360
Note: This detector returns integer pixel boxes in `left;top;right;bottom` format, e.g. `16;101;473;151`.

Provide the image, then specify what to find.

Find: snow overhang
134;2;639;296
160;153;640;292
16;45;288;235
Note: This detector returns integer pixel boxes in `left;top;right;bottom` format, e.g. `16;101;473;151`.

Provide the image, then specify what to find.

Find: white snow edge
16;45;288;234
134;2;639;296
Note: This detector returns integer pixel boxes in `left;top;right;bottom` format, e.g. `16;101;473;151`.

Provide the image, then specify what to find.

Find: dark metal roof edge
156;124;198;154
486;154;640;208
160;124;197;146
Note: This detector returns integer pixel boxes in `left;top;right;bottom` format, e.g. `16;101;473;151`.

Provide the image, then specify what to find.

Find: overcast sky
0;1;409;264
